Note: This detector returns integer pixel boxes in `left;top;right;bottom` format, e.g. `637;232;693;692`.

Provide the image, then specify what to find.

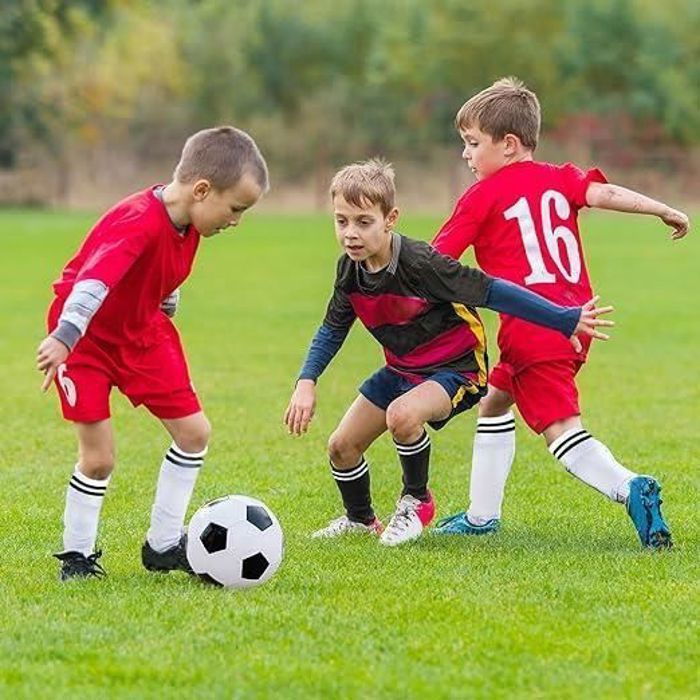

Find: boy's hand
284;379;317;436
570;295;615;353
660;207;690;240
37;335;69;392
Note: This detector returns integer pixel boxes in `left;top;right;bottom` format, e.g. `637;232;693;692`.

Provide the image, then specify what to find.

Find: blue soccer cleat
626;476;672;550
433;511;500;535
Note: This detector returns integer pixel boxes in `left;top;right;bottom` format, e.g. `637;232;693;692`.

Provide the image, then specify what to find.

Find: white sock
63;466;111;555
549;428;636;502
467;412;516;525
147;443;207;552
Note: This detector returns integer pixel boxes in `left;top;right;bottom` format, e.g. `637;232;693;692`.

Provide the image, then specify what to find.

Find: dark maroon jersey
323;234;492;385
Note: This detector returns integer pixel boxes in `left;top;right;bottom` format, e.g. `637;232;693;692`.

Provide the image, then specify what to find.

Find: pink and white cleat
379;491;436;547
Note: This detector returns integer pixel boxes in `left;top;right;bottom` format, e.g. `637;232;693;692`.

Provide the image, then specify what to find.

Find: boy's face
189;172;263;237
333;195;398;265
459;125;511;180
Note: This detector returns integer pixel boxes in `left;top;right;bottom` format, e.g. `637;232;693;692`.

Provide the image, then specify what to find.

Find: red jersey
432;161;606;371
52;187;200;348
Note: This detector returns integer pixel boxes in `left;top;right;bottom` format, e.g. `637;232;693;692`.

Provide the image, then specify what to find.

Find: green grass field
0;208;698;699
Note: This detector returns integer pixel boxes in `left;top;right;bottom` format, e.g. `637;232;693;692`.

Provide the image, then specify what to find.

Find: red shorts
48;300;201;423
489;359;582;434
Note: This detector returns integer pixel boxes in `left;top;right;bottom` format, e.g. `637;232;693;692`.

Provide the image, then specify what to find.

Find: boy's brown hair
455;77;541;150
330;158;396;216
174;126;269;191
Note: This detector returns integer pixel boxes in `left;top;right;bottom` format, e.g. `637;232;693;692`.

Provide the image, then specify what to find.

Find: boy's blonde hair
174;126;269;191
330;158;396;216
455;77;541;150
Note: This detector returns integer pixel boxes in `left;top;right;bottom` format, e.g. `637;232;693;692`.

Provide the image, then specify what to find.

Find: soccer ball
186;495;284;589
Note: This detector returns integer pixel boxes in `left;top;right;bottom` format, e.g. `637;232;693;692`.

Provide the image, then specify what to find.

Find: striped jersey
322;233;492;385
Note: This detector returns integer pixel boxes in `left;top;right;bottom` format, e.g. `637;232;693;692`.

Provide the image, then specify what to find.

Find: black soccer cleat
54;550;107;581
141;533;193;574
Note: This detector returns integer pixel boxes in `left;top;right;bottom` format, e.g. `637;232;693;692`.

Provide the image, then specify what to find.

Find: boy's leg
143;411;211;569
517;361;671;549
55;419;114;580
467;374;516;527
437;361;516;535
380;380;450;546
315;394;387;536
545;416;671;549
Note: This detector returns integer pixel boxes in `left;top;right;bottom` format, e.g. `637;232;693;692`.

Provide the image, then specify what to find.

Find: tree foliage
2;0;697;189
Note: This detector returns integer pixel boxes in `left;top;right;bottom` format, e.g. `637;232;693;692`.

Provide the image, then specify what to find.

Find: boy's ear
503;133;522;156
192;179;212;200
386;207;400;229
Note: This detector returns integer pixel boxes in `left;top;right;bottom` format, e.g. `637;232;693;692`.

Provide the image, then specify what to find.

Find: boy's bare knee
79;453;115;480
327;430;360;469
386;401;420;443
478;388;513;418
171;414;211;454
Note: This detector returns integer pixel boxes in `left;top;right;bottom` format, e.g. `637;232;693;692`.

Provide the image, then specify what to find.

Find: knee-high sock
147;443;206;552
549;428;635;502
63;466;110;555
394;430;431;501
330;458;375;524
467;413;516;524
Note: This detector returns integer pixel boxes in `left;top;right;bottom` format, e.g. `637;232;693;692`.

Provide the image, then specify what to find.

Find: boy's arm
284;286;355;436
421;249;613;349
431;193;481;259
485;280;612;350
586;183;690;240
38;225;153;391
161;288;181;317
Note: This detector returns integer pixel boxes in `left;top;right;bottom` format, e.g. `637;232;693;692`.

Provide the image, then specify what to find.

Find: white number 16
503;190;581;285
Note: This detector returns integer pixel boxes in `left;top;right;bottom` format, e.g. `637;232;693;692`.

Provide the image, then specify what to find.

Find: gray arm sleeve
160;288;180;318
50;279;109;351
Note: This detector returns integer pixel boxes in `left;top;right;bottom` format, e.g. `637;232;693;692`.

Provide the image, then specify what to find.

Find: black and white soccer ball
187;495;283;589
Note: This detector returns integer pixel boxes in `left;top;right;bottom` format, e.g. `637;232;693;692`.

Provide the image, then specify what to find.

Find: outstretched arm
485;279;614;352
586;183;690;240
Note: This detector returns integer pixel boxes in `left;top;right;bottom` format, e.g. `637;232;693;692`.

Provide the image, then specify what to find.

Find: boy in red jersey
37;126;269;580
285;159;612;547
432;78;689;549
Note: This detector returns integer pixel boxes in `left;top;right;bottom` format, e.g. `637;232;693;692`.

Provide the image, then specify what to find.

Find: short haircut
330;158;396;216
455;77;541;150
174;126;269;191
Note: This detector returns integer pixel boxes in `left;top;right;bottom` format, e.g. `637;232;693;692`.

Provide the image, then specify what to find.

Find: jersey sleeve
74;223;154;289
321;285;356;331
418;247;493;307
431;189;483;260
559;163;608;209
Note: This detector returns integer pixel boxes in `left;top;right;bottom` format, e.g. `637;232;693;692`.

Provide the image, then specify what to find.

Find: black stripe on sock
553;432;592;460
477;417;515;428
71;475;107;493
69;481;106;497
165;454;203;468
477;425;515;434
168;446;204;463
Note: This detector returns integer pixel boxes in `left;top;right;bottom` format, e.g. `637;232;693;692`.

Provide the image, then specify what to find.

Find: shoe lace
436;512;464;528
386;505;416;537
328;516;352;534
56;549;106;578
85;550;107;577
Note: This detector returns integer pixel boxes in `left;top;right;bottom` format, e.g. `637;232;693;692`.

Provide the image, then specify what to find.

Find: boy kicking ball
38;126;268;580
284;158;613;547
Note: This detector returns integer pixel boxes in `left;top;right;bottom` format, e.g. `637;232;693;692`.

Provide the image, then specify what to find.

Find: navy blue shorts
358;367;486;430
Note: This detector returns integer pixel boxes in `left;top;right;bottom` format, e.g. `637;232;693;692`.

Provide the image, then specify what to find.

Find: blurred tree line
1;0;698;202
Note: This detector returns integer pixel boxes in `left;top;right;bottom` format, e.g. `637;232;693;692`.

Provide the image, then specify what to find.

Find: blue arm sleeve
298;324;349;382
485;279;581;337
